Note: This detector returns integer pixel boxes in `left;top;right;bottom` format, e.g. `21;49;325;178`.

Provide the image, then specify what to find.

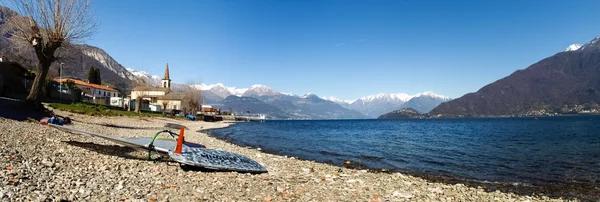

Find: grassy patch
48;102;163;117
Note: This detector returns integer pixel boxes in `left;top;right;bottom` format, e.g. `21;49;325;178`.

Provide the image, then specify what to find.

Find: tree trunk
26;60;51;104
25;43;58;108
135;97;142;113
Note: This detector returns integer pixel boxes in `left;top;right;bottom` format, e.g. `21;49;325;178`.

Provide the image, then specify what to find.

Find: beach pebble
428;187;443;194
41;159;53;167
392;191;414;199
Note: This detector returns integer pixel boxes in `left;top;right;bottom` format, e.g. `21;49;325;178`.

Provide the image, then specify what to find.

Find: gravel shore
0;111;597;201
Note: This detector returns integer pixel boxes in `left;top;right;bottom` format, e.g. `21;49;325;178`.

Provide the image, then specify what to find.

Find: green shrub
49;102;163;117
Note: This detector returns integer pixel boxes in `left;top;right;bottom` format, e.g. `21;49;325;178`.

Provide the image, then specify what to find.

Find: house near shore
200;105;223;121
130;64;183;112
53;78;120;105
201;105;220;114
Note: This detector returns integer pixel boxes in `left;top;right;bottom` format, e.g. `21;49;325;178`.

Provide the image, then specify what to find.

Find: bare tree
7;0;97;107
160;100;168;114
130;80;150;113
134;93;149;113
182;85;202;115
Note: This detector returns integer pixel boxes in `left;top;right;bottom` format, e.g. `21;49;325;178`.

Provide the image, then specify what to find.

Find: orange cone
175;127;184;154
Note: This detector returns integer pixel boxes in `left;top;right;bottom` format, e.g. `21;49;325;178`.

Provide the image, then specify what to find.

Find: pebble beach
0;110;598;201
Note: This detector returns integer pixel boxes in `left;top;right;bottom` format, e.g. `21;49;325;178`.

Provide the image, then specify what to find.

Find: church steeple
161;63;171;89
164;63;170;80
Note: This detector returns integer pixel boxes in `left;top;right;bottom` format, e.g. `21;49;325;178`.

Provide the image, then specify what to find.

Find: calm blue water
204;116;600;185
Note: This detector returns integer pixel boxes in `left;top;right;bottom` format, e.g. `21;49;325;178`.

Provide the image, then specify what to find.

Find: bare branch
6;0;98;46
182;82;203;115
4;0;98;106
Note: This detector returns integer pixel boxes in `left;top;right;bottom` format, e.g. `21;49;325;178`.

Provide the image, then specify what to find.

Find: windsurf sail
49;124;267;173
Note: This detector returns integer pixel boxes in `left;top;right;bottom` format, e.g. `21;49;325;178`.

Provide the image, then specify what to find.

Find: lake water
203;116;600;186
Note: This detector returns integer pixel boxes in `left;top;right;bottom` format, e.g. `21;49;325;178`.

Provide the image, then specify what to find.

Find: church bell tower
162;63;171;89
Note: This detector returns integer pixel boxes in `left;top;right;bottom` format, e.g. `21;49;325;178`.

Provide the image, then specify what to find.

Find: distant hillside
240;90;367;120
293;94;366;120
378;108;424;119
431;36;600;117
401;93;452;113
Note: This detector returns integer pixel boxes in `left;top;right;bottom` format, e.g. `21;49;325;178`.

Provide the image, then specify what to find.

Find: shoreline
1;111;598;201
203;124;600;198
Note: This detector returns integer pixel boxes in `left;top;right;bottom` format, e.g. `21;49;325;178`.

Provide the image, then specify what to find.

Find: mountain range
431;36;600;117
1;6;450;119
325;92;451;117
186;82;450;119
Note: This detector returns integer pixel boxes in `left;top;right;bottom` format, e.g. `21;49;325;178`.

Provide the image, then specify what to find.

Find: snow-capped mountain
125;68;162;86
414;91;450;100
325;92;451;118
301;93;317;98
357;93;414;103
323;96;355;105
580;36;600;51
565;44;583;52
347;93;413;118
195;83;248;97
401;93;452;113
564;36;600;52
242;84;281;97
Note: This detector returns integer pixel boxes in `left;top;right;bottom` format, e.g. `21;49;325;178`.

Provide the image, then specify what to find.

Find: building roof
163;63;170;80
132;86;171;92
54;78;117;92
158;92;184;100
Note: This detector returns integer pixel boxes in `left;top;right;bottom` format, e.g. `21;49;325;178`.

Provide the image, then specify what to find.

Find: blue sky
88;0;600;100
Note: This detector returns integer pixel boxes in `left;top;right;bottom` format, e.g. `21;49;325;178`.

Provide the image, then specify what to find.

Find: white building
54;78;120;105
130;64;183;111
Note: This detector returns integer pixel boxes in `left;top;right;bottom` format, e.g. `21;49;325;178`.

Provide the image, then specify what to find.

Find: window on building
104;91;106;96
98;90;101;95
151;97;157;103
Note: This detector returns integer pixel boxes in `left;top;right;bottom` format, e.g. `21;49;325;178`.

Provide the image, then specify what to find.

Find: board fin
175;127;184;154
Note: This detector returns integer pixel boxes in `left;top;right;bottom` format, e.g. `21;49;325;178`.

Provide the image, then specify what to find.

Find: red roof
53;78;118;92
